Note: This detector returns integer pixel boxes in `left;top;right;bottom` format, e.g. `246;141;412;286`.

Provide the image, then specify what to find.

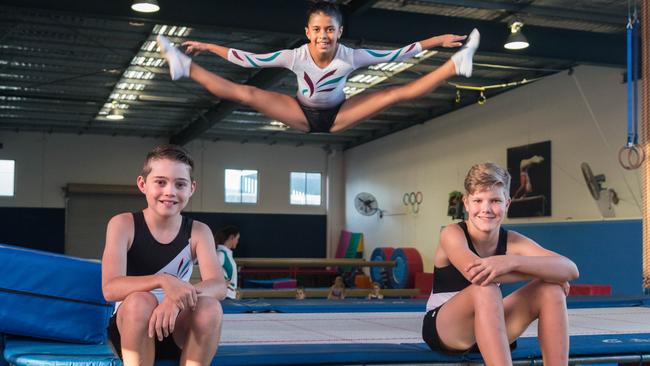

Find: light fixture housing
131;0;160;13
504;21;529;50
106;107;124;120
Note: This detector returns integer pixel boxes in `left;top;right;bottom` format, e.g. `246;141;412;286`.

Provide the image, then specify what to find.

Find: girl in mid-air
158;1;479;134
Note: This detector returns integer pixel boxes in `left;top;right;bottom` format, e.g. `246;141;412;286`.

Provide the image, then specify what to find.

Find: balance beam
239;288;420;299
237;258;395;268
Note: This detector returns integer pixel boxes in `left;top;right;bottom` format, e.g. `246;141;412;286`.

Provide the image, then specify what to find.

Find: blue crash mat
221;296;650;314
242;278;296;289
0;335;6;366
222;298;427;313
5;299;650;365
0;244;113;344
5;333;650;366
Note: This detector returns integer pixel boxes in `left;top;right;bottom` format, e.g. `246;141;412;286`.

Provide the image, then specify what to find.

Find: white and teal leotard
227;42;423;109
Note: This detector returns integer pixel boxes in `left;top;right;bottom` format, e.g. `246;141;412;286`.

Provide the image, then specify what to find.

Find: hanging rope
620;1;645;169
638;0;650;293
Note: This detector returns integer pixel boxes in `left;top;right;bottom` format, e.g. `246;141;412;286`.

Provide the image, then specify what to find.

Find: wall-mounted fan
354;192;379;217
581;162;619;217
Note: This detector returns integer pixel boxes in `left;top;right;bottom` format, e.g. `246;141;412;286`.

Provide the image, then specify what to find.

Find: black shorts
107;313;182;360
297;100;343;133
422;305;517;355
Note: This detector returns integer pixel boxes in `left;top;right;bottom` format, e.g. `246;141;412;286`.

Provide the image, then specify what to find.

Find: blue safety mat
0;244;113;344
5;333;650;366
0;335;6;366
222;298;427;313
567;295;650;308
222;296;650;314
242;278;296;289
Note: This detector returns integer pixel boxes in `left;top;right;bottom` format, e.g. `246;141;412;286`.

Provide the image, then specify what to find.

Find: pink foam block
336;230;352;258
569;284;612;296
272;279;298;289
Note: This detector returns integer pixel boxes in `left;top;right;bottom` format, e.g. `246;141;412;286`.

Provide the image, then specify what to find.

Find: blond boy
422;162;578;365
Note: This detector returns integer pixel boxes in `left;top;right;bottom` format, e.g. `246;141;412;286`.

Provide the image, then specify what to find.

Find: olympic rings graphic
618;145;645;170
403;191;423;214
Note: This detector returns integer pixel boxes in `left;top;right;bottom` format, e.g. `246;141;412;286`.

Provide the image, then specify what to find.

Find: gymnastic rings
403;191;423;214
618;144;645;170
402;192;423;205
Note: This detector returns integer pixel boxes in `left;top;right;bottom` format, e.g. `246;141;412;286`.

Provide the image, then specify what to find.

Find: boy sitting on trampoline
101;144;226;366
157;1;478;134
423;163;578;365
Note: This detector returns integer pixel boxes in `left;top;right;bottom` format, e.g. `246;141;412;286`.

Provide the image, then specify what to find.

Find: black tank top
127;211;194;276
432;221;508;293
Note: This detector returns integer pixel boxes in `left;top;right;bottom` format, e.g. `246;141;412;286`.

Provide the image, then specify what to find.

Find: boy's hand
160;274;200;311
148;298;180;341
465;255;513;286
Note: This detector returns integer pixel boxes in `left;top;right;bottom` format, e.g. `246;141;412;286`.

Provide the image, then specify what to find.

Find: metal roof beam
415;0;624;25
4;1;625;66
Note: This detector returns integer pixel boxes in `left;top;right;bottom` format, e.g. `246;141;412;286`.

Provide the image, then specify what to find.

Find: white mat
221;307;650;345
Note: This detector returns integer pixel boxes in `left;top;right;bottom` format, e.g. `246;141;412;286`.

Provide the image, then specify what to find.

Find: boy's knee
536;281;565;301
120;292;157;324
191;297;223;334
471;283;501;294
469;283;502;303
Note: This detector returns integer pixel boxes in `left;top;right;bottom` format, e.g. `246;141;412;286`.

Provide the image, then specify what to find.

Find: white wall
343;65;643;272
0;133;331;215
1;66;641;264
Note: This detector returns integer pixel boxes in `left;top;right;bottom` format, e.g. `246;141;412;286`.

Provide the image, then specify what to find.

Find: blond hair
464;162;511;197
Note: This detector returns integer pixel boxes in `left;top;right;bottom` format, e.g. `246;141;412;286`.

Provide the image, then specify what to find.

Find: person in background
215;225;240;300
367;282;384;300
295;286;306;300
327;276;346;300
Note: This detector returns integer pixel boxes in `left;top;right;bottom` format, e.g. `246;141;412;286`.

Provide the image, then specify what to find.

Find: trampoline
4;297;650;366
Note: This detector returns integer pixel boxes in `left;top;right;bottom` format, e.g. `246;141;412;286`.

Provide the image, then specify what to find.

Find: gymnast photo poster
507;141;551;218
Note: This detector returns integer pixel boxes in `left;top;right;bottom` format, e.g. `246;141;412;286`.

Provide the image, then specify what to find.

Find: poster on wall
507;141;551;218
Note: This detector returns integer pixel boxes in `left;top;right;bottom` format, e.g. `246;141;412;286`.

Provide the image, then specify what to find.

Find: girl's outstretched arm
419;34;466;49
183;41;230;59
183;40;295;69
352;33;466;69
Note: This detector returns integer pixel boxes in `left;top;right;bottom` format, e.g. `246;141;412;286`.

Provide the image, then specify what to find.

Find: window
0;160;15;197
290;172;321;205
225;169;258;204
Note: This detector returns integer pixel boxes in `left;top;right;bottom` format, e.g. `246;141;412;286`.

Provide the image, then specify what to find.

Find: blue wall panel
171;212;326;258
0;208;326;259
503;220;642;296
0;207;64;253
